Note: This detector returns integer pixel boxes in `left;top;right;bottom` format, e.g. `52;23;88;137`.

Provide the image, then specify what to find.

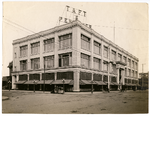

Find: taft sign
66;5;86;17
58;5;92;28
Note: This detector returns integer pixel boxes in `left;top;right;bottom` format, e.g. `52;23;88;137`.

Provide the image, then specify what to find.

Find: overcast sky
2;2;149;76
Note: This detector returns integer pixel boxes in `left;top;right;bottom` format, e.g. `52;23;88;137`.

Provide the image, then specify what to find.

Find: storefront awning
125;83;132;86
14;80;27;84
94;81;107;85
24;80;39;84
80;80;97;85
51;80;72;85
37;80;53;84
112;82;119;85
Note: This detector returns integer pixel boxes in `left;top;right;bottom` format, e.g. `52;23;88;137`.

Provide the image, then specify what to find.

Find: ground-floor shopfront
11;68;138;92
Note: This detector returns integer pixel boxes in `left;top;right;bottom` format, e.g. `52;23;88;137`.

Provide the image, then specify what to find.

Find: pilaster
73;70;80;92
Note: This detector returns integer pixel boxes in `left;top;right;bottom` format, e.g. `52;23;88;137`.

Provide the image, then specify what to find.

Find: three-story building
11;19;139;92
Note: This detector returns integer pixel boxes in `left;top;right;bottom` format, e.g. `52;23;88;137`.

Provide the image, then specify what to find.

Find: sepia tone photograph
2;2;149;114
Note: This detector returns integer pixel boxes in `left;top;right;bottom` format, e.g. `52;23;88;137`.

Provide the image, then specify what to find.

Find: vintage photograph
2;2;148;114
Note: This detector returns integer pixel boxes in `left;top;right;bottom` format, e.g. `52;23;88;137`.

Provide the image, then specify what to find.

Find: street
2;90;148;114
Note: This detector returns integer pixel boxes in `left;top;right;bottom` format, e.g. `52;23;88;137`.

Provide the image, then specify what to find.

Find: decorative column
12;75;16;89
40;73;42;91
27;74;29;90
117;68;119;90
54;31;58;68
40;38;43;69
72;25;81;66
101;39;104;71
90;34;94;69
73;70;80;92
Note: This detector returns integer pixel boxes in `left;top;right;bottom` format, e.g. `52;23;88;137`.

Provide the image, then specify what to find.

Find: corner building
12;20;139;92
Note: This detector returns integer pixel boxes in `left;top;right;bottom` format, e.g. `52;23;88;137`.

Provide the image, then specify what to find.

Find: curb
2;96;9;101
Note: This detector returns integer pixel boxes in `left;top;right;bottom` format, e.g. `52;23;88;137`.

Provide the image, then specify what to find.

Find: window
29;74;40;80
81;34;90;51
135;62;137;70
123;56;126;63
132;70;134;77
42;73;54;80
94;41;101;55
103;46;108;58
80;72;92;80
118;53;122;61
44;38;54;52
20;45;27;57
44;55;54;68
31;42;40;55
59;53;72;67
31;58;40;70
59;34;72;49
81;53;90;68
111;50;116;61
111;76;117;82
128;58;131;67
132;61;134;68
103;61;108;71
57;72;73;80
128;69;131;77
135;71;137;78
110;63;116;74
20;60;27;71
19;74;27;81
15;52;17;58
125;68;127;76
93;74;102;81
93;57;100;70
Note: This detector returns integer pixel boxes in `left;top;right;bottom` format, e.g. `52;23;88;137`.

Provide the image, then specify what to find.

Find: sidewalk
2;89;136;95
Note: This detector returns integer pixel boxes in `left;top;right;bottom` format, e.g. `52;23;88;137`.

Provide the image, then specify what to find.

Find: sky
2;2;149;76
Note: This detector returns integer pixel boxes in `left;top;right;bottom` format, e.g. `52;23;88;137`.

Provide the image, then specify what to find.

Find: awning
51;80;72;85
14;80;27;84
37;80;53;84
94;81;107;85
69;80;74;85
80;80;96;85
125;83;132;86
24;80;39;84
112;82;119;85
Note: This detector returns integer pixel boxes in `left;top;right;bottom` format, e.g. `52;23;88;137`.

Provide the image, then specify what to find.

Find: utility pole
142;63;146;90
114;21;115;43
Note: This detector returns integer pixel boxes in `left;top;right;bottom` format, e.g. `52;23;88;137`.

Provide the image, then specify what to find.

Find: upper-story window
59;33;72;50
110;63;116;74
81;34;90;51
94;41;101;55
135;62;137;70
103;61;108;71
20;45;28;57
81;53;90;68
31;42;40;55
59;53;72;67
135;71;138;78
31;58;40;70
123;56;127;63
118;53;122;61
20;60;27;71
132;60;134;68
132;70;134;77
128;58;131;67
125;68;127;76
128;69;131;77
44;55;54;68
103;46;108;58
93;57;100;70
111;50;116;61
44;38;55;52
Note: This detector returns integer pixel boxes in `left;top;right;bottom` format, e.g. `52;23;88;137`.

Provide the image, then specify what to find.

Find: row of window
18;33;137;70
125;68;138;78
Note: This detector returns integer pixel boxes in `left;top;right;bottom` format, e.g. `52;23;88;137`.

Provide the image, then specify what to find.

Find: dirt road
2;90;148;114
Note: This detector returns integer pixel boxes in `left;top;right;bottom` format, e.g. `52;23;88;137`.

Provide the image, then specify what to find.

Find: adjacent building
139;72;149;90
11;19;139;92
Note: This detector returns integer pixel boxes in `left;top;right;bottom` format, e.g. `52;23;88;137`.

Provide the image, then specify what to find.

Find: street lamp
62;79;65;94
91;80;94;94
8;80;11;91
33;80;36;92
